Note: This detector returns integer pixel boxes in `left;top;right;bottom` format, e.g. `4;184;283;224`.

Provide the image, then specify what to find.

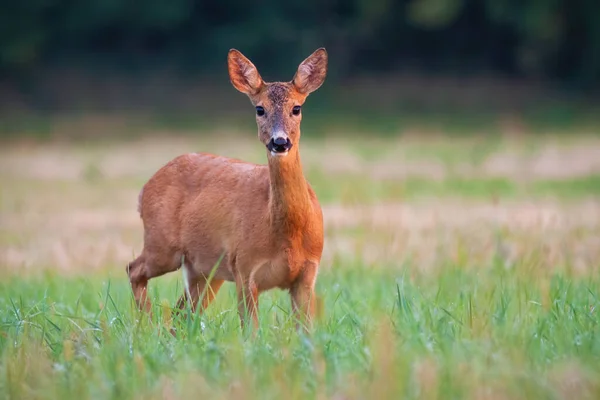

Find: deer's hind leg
175;268;225;313
126;246;182;314
236;276;259;331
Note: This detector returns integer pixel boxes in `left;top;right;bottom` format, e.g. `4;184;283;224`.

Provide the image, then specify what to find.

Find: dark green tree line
0;0;598;86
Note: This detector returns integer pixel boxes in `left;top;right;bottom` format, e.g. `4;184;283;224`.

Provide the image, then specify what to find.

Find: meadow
1;116;600;399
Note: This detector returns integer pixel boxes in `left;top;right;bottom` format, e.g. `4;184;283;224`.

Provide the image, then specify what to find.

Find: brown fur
126;48;328;331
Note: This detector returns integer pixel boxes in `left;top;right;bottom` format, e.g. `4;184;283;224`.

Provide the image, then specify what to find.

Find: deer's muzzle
267;136;292;154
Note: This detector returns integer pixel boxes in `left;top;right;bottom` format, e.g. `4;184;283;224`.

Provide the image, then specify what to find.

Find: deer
126;48;327;332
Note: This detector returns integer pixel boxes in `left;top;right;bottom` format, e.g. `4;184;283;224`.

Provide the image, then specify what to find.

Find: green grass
534;175;600;199
1;262;599;399
308;172;600;203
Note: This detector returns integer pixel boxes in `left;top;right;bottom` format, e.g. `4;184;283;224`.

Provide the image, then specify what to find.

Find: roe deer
126;48;327;331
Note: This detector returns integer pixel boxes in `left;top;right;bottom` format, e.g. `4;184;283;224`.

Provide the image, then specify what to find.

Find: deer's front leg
290;261;318;331
236;277;259;331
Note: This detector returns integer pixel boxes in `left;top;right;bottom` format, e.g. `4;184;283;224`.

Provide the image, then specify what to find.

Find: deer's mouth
270;150;288;157
267;137;292;156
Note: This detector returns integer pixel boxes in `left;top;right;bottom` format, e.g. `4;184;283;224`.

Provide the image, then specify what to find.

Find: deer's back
140;151;269;230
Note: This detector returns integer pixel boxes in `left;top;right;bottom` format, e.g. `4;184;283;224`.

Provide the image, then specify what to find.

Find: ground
1;124;599;399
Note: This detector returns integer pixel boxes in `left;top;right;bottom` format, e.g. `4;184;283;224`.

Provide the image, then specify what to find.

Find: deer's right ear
228;49;264;95
293;48;328;95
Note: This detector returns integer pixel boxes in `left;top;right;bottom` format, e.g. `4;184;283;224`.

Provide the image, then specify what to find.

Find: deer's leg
176;275;224;313
236;277;259;331
126;249;181;314
126;255;152;312
290;261;318;331
170;274;225;337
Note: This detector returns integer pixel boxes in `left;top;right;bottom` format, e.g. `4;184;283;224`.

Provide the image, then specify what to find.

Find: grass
1;263;600;399
313;174;600;203
1;127;600;399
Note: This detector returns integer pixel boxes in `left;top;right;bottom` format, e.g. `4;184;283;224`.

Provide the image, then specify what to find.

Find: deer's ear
293;48;328;95
228;49;264;95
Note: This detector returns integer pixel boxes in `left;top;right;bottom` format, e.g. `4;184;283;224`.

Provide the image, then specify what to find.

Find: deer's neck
268;148;312;234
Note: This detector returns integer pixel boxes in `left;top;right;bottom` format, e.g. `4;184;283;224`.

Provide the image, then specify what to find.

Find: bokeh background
1;0;600;272
1;0;600;274
1;0;599;127
1;0;599;281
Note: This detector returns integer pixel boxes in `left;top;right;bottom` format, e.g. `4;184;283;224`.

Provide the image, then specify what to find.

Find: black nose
267;137;292;153
274;137;287;146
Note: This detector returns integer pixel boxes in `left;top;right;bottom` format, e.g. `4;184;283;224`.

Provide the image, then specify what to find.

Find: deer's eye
292;106;301;116
256;106;265;117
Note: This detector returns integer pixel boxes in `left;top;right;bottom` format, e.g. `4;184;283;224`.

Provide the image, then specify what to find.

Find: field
1;120;600;399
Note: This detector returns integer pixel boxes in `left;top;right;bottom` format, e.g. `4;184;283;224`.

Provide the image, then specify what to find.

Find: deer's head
228;48;328;158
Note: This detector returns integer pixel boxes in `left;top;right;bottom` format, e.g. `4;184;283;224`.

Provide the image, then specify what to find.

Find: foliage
0;0;599;85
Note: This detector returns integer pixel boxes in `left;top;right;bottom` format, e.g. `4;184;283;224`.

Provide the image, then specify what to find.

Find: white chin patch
270;151;288;157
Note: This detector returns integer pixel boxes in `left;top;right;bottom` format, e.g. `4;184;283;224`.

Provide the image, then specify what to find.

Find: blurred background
1;0;599;275
1;0;599;135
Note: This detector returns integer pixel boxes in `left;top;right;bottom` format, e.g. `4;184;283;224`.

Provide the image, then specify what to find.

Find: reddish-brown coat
127;48;328;331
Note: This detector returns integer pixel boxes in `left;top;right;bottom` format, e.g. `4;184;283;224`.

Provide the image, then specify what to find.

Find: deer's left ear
293;48;328;95
228;49;264;95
